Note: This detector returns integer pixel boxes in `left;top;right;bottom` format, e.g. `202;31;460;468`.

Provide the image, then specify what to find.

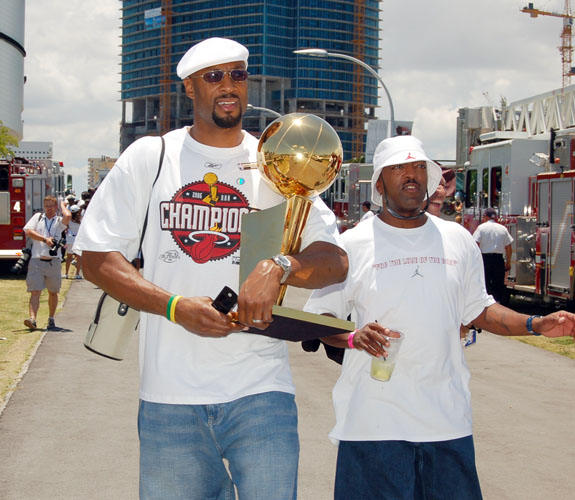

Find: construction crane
521;1;575;88
159;0;172;135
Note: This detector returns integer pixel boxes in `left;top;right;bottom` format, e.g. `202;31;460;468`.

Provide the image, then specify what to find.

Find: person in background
473;207;513;304
426;175;447;217
304;135;575;500
23;196;71;331
360;200;375;222
63;205;83;280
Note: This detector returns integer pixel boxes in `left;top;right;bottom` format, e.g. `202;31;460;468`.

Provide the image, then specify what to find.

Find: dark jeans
482;253;507;304
335;436;482;500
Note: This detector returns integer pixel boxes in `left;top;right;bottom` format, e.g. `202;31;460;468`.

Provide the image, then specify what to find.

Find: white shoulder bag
84;137;165;360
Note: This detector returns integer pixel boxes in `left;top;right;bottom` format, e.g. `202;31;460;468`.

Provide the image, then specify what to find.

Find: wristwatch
271;254;292;284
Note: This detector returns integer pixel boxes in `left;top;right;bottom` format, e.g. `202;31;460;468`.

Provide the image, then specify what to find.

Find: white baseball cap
371;135;443;206
176;37;249;80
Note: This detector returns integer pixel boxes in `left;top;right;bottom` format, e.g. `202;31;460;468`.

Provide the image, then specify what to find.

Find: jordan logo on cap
405;153;416;160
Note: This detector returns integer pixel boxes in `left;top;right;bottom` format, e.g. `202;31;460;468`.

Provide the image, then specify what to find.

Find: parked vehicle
457;84;575;309
0;157;65;260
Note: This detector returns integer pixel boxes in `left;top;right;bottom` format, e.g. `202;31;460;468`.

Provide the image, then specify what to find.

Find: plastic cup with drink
370;330;404;382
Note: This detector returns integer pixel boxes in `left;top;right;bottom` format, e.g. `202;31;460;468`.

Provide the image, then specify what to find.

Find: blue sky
22;0;565;192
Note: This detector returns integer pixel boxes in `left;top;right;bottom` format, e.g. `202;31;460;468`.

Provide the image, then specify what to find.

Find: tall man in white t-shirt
74;38;347;500
305;135;575;500
23;195;70;331
473;207;513;304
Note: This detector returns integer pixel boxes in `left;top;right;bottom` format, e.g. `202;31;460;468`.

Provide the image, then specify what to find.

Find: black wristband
526;315;542;336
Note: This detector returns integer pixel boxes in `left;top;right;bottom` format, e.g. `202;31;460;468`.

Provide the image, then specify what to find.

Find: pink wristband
347;331;356;349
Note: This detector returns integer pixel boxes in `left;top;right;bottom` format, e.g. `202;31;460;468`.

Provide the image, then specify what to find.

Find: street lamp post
246;104;282;118
293;48;395;140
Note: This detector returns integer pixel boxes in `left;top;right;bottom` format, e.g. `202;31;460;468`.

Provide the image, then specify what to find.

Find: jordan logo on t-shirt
411;266;424;278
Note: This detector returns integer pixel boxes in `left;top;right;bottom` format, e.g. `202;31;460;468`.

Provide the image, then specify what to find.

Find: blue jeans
138;392;299;500
335;436;483;500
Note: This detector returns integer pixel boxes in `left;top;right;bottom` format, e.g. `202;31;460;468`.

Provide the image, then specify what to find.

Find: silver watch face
274;254;291;269
273;254;291;284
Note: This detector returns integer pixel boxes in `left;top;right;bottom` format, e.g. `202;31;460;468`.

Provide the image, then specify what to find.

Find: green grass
0;265;72;405
505;296;575;359
513;334;575;359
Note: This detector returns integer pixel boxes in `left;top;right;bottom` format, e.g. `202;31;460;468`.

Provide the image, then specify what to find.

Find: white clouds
21;0;569;192
23;0;120;193
380;0;568;159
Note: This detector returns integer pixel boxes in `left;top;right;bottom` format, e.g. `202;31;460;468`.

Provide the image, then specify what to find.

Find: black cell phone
211;286;238;314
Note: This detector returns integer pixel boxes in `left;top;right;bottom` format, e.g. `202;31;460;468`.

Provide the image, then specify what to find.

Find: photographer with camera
22;196;71;331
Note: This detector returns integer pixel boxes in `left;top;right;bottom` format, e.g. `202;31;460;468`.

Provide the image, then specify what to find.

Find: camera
49;236;66;257
10;248;32;275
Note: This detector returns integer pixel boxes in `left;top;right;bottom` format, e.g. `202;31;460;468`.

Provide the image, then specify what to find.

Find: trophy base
246;305;354;342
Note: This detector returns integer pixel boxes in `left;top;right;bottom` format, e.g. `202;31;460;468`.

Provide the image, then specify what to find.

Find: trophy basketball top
256;113;343;198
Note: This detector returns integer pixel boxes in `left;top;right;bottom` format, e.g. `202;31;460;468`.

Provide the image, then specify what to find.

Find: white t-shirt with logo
305;215;494;443
24;213;67;259
74;127;341;405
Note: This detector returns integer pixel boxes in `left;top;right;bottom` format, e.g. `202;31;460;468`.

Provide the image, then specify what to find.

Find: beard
212;109;242;129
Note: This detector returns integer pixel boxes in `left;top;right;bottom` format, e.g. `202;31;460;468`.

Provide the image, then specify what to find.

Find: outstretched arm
472;303;575;339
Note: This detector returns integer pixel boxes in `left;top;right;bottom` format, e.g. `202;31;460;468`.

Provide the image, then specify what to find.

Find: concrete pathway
0;280;573;499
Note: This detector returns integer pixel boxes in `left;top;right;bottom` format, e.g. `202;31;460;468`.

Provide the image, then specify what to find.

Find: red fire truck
458;85;575;308
0;157;66;260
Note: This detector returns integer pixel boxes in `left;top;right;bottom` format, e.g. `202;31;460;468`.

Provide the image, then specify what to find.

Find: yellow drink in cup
370;330;404;382
370;360;395;381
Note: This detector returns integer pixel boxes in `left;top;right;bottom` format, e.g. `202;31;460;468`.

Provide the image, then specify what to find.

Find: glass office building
120;0;381;159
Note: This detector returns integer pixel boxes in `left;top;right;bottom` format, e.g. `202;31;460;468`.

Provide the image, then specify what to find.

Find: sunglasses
191;69;249;84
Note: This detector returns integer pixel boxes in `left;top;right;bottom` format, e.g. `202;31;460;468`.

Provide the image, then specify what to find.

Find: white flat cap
371;135;442;206
176;37;249;79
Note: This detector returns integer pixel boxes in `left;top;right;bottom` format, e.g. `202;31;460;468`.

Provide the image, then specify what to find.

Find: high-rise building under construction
120;0;381;160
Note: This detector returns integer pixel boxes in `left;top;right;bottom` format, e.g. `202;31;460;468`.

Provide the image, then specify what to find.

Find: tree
0;120;19;159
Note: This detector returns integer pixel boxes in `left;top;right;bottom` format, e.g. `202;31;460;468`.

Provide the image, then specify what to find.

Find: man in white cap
304;135;575;499
75;37;347;499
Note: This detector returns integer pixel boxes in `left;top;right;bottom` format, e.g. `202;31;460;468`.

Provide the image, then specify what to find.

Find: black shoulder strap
137;136;165;260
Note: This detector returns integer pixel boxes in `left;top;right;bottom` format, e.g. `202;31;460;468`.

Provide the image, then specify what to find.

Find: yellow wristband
166;295;182;323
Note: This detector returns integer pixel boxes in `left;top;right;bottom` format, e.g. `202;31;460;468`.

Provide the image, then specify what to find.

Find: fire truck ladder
500;83;575;135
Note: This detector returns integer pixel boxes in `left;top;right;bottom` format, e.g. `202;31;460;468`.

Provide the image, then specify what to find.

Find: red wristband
347;331;356;349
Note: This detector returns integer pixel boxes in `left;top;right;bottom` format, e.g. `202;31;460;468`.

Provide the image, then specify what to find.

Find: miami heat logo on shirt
160;173;250;264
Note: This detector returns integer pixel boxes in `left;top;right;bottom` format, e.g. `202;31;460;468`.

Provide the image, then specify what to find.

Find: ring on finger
252;319;263;324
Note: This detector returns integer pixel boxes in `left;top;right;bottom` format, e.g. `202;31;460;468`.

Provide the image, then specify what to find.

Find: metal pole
246;104;282;118
293;49;394;139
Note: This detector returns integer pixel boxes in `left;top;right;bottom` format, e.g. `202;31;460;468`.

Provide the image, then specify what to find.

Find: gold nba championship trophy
256;113;343;304
239;113;354;341
240;113;355;341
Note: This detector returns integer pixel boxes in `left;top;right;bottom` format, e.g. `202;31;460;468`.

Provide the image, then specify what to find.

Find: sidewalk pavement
0;280;573;500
